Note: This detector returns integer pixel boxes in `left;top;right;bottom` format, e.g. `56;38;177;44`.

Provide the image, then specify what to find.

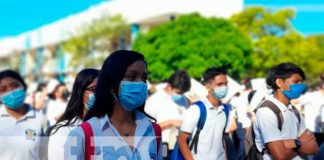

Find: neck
5;105;28;120
274;91;289;106
207;94;221;108
110;102;134;125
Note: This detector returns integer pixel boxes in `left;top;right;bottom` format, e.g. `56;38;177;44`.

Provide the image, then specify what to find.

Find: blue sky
245;0;324;35
0;0;105;38
0;0;323;38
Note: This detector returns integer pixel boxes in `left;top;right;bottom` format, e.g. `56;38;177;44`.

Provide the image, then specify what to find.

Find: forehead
286;73;304;81
87;78;98;87
0;77;20;86
212;74;227;83
126;60;147;73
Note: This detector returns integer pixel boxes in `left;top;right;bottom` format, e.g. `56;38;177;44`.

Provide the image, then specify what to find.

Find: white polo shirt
253;96;306;160
181;98;227;160
0;105;49;160
64;111;162;160
145;89;186;149
48;117;82;160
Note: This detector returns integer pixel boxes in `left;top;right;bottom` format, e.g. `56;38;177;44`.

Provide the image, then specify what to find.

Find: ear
275;79;283;89
205;82;213;94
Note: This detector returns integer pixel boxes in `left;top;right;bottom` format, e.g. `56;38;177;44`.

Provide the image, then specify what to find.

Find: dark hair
167;70;191;94
48;83;66;100
47;69;100;135
0;70;27;90
36;82;47;92
266;62;306;90
202;67;227;85
84;50;151;121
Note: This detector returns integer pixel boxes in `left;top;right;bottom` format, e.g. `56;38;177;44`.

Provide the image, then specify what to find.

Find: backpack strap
80;122;95;160
291;105;301;124
258;100;284;131
189;101;207;154
152;122;162;155
223;103;230;128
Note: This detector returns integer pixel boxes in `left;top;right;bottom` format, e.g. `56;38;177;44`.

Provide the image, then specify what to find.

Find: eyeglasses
85;86;96;92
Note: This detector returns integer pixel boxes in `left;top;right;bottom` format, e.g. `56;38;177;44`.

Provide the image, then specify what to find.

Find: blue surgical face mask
113;81;148;111
171;93;183;102
214;86;228;99
282;83;307;100
1;88;26;109
85;93;95;110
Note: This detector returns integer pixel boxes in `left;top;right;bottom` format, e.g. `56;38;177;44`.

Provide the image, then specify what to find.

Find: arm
227;116;237;133
298;130;319;155
266;140;298;160
178;132;194;160
158;119;182;130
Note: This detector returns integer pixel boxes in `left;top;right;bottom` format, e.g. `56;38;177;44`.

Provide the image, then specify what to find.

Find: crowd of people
0;49;323;160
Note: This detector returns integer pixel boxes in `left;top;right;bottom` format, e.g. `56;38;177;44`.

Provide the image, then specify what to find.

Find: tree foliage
132;14;252;82
231;7;324;84
62;15;130;69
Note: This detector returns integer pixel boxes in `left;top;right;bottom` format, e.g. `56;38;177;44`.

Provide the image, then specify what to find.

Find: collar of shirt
202;98;225;113
0;105;36;121
99;110;151;135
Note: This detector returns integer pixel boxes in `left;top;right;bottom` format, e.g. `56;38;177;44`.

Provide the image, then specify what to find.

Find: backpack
80;121;162;160
245;100;301;160
171;101;230;160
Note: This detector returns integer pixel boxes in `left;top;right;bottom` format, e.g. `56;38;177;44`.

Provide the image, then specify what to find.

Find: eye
125;74;137;81
86;86;96;92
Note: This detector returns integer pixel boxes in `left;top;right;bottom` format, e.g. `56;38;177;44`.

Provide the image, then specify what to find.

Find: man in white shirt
253;62;318;160
178;67;234;160
145;70;191;159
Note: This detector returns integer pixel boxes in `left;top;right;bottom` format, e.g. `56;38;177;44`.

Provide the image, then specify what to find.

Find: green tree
62;15;130;69
231;7;324;84
132;14;252;82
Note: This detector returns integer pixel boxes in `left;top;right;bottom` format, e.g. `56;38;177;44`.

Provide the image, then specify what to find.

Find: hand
299;130;316;143
298;130;319;155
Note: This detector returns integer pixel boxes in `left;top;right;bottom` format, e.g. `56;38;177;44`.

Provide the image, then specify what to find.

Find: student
253;62;319;160
0;70;49;160
178;67;235;159
145;69;191;158
46;81;69;126
47;68;99;160
64;50;162;160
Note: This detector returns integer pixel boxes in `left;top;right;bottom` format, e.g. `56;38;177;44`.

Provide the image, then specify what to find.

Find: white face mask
213;86;228;99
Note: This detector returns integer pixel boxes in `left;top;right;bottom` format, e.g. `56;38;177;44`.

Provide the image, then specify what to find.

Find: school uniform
181;98;228;160
0;105;49;160
48;117;82;160
253;95;306;160
64;110;162;160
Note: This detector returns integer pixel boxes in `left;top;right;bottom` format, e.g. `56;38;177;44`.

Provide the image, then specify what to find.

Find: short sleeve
64;127;85;160
180;105;200;134
145;96;158;119
254;107;282;143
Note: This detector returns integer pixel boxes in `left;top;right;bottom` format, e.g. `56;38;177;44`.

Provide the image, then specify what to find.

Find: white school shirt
48;117;82;160
145;89;185;149
298;91;324;133
253;96;306;160
64;110;162;160
46;99;67;126
0;105;49;160
181;98;227;160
